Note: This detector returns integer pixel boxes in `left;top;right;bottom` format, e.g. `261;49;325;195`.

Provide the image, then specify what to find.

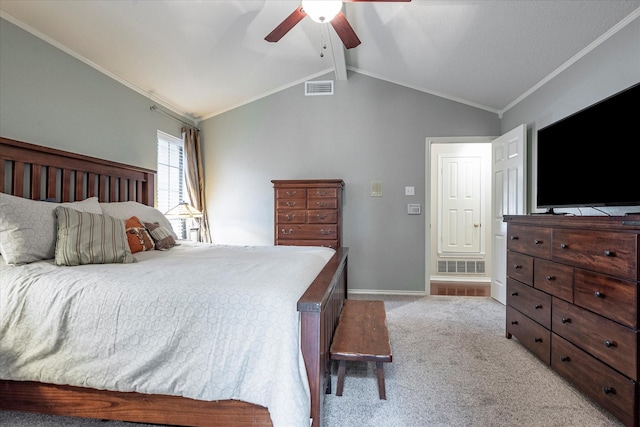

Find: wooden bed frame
0;137;348;427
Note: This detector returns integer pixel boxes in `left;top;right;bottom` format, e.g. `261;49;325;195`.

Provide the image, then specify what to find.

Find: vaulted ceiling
1;1;638;121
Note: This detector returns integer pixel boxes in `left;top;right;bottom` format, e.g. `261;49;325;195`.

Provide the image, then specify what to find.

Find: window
157;131;187;239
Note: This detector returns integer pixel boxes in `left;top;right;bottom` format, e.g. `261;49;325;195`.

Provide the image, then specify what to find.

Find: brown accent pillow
125;216;155;253
144;222;177;250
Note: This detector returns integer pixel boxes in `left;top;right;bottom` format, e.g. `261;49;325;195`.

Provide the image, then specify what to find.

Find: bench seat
329;300;392;399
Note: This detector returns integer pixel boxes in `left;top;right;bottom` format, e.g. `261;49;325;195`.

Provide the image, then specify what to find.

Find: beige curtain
182;127;212;243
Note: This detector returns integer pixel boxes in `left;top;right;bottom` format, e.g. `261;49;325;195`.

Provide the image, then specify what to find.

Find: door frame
425;137;495;295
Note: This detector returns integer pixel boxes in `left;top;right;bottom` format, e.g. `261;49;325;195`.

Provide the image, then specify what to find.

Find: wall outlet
408;204;421;215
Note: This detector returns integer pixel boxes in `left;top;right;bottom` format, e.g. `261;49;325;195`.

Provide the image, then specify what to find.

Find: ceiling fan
265;0;411;50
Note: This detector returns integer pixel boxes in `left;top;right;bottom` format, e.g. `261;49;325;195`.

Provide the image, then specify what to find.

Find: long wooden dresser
272;179;344;248
504;214;639;427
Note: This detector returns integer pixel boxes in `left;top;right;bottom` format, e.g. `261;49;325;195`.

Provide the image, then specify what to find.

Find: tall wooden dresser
504;214;639;427
272;179;344;249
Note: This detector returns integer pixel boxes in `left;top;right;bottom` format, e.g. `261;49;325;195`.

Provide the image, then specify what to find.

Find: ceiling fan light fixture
301;0;343;23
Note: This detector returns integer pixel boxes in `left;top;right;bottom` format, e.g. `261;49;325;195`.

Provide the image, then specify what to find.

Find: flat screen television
536;82;640;211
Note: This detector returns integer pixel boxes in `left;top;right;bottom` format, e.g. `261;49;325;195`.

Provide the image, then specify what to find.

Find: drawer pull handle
534;239;542;245
604;340;615;348
560;356;570;362
534;338;542;343
560;243;568;249
511;320;518;325
285;214;296;221
320;229;332;235
514;264;522;269
510;292;518;297
316;202;327;207
534;304;542;309
594;291;603;298
604;250;613;257
561;317;571;324
285;191;297;196
316;214;327;219
316;190;327;196
545;275;555;281
286;201;297;207
281;229;293;235
603;387;614;395
510;235;519;240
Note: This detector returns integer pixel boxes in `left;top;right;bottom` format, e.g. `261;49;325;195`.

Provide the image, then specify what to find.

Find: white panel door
439;155;482;254
491;124;526;304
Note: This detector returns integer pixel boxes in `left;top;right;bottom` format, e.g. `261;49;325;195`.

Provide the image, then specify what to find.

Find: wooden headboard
0;137;155;206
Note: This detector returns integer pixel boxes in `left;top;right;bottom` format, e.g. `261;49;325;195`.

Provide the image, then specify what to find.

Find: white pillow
0;194;102;265
99;201;178;240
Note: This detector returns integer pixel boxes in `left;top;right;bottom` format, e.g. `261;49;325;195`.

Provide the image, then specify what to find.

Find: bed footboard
298;247;348;427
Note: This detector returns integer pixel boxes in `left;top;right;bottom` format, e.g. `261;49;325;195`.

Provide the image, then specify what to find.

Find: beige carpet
0;296;623;427
324;295;623;427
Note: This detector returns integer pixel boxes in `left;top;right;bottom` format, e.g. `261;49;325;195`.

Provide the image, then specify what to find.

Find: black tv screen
536;82;640;209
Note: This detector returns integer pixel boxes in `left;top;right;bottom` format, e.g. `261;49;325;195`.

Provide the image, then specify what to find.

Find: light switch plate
405;186;415;196
371;181;383;197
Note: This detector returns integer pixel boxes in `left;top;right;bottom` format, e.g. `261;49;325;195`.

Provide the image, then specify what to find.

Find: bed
0;137;348;427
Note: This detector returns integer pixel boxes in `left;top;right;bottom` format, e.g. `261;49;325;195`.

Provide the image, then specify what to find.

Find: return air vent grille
437;260;486;274
305;80;334;96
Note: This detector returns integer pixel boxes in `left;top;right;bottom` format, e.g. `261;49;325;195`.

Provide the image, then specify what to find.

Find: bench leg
336;360;346;396
376;362;386;400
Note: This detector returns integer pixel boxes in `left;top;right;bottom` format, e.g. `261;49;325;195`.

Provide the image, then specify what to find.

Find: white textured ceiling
1;1;639;121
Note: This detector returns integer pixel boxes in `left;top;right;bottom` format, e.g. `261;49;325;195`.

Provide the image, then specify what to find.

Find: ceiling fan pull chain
320;24;328;58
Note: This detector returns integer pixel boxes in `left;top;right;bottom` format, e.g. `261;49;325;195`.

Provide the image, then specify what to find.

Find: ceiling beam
327;25;347;80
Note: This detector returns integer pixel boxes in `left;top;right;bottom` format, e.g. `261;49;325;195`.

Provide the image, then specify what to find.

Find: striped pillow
144;222;177;250
54;207;135;266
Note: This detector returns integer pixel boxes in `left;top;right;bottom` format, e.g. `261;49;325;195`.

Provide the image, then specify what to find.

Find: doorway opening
426;137;493;296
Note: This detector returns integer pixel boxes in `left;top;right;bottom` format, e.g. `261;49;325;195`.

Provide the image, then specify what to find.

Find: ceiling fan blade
265;7;307;42
330;11;361;49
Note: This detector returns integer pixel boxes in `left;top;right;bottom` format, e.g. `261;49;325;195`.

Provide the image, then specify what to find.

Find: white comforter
0;243;336;427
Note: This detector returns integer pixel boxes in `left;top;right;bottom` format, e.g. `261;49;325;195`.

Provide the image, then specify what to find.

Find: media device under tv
536;82;640;212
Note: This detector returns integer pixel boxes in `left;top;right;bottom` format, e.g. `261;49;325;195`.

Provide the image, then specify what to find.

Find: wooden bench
329;300;392;399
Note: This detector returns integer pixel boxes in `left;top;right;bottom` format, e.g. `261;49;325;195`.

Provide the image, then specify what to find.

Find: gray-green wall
199;73;501;293
0;18;186;171
502;16;640;216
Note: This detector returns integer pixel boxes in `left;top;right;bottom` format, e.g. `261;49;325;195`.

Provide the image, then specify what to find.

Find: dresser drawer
277;224;338;241
279;240;338;249
575;269;638;329
276;211;306;224
307;210;337;224
534;259;574;302
552;298;637;380
507;279;551;329
507;251;534;286
507;224;552;259
552;334;637;427
276;198;306;209
308;187;338;199
552;229;638;280
308;198;337;209
506;305;550;364
276;188;307;199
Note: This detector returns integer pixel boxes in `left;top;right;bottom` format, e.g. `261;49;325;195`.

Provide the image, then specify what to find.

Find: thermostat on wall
408;204;421;215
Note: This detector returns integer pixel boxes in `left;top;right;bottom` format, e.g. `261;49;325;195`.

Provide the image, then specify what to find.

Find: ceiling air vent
305;80;334;96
